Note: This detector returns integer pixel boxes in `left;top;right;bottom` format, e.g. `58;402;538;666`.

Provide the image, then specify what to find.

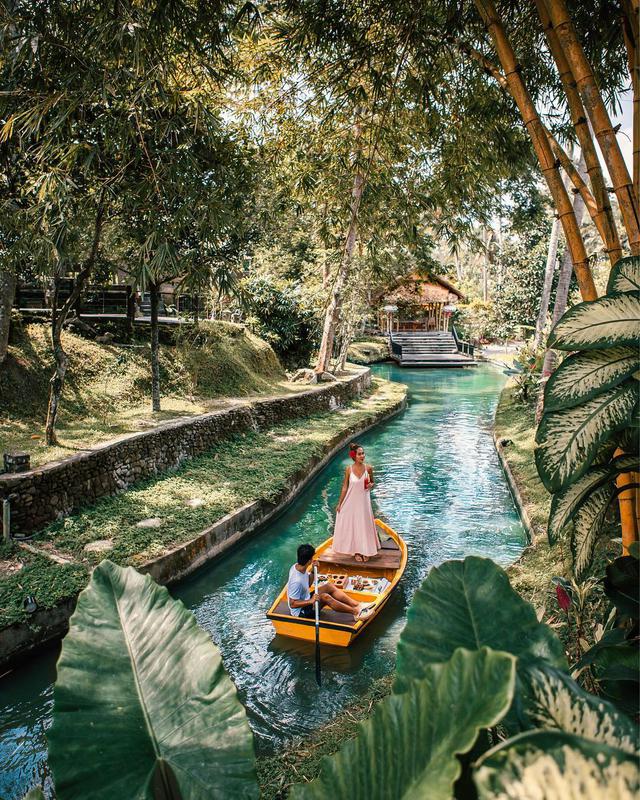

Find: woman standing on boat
333;443;380;562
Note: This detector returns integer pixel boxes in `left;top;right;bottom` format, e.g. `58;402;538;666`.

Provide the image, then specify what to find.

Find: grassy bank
0;378;406;627
0;321;290;467
346;337;389;365
494;383;566;602
257;674;393;798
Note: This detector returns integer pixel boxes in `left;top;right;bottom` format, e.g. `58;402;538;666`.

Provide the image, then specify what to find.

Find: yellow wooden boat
266;519;407;647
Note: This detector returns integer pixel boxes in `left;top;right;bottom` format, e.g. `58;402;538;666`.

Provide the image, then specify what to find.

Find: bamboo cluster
472;0;639;547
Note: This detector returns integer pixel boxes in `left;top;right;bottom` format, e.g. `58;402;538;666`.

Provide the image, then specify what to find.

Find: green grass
0;320;291;467
0;542;88;627
1;378;405;627
346;337;389;365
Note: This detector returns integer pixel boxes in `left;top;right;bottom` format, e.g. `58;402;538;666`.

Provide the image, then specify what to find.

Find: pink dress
333;466;380;557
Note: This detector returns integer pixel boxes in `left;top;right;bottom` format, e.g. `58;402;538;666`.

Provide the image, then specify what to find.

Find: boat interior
270;534;401;628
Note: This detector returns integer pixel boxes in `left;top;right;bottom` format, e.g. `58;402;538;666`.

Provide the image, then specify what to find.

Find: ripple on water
0;364;526;797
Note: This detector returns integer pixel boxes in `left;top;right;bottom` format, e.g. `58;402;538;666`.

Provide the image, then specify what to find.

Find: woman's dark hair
297;543;315;566
350;442;363;452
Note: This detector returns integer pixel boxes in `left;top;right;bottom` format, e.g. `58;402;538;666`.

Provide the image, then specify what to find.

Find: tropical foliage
36;556;638;799
241;275;317;367
49;560;258;800
536;256;640;577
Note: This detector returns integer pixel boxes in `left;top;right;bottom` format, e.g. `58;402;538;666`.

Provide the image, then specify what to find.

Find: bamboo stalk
536;0;623;264
473;0;597;301
621;1;639;205
547;0;640;254
615;451;639;555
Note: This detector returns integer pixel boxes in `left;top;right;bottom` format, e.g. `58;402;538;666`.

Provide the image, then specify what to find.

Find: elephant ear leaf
535;382;638;492
543;347;639;413
292;648;516;800
607;255;640;294
48;560;258;800
395;557;565;692
519;663;638;753
474;730;640;800
547;292;640;351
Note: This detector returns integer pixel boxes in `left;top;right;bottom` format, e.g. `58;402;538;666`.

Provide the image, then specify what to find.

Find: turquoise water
0;364;525;798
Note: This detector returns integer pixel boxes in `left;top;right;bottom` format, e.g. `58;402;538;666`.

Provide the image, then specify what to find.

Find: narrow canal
0;363;526;798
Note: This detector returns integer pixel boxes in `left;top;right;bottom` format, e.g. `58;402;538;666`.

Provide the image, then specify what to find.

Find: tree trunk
126;289;135;340
337;320;355;372
193;294;199;327
315;170;365;374
150;281;161;412
536;152;588;422
454;251;463;282
45;200;105;445
473;0;597;301
534;216;561;349
535;0;622;265
0;267;16;365
546;0;640;254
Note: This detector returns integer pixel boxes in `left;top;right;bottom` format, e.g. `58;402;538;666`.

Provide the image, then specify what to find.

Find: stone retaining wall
0;369;371;536
0;382;406;669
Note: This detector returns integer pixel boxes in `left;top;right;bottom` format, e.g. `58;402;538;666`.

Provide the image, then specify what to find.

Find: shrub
241;275;317;367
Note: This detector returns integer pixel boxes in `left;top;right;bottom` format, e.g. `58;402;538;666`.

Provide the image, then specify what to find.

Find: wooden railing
452;326;475;357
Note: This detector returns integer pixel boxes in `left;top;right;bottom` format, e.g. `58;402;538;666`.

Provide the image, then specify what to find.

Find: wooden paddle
313;563;321;687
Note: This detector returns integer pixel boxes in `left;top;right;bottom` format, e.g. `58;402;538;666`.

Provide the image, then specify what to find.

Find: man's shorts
298;601;327;619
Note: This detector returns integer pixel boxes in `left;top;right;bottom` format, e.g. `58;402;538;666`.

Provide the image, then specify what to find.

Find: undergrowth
0;320;287;466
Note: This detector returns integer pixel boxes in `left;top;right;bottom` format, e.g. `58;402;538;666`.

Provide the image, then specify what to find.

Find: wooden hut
377;274;464;334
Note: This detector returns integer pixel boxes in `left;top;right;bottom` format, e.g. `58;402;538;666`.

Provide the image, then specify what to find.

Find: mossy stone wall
0;370;371;536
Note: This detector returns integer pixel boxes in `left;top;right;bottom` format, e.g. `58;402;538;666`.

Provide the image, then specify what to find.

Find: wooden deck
319;547;402;570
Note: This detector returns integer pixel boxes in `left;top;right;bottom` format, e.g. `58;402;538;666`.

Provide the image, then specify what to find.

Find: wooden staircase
390;331;476;367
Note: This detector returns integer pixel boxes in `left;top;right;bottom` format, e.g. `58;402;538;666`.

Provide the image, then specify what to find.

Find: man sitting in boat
287;544;374;621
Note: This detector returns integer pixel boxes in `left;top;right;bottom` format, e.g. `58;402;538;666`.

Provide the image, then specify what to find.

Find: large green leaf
571;483;617;579
544;347;639;413
474;730;640;799
547;292;640;351
547;454;639;543
291;648;516;800
519;663;638;753
395;557;565;692
535;382;638;492
604;556;640;619
23;791;45;800
48;560;258;800
607;255;640;294
584;641;640;716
